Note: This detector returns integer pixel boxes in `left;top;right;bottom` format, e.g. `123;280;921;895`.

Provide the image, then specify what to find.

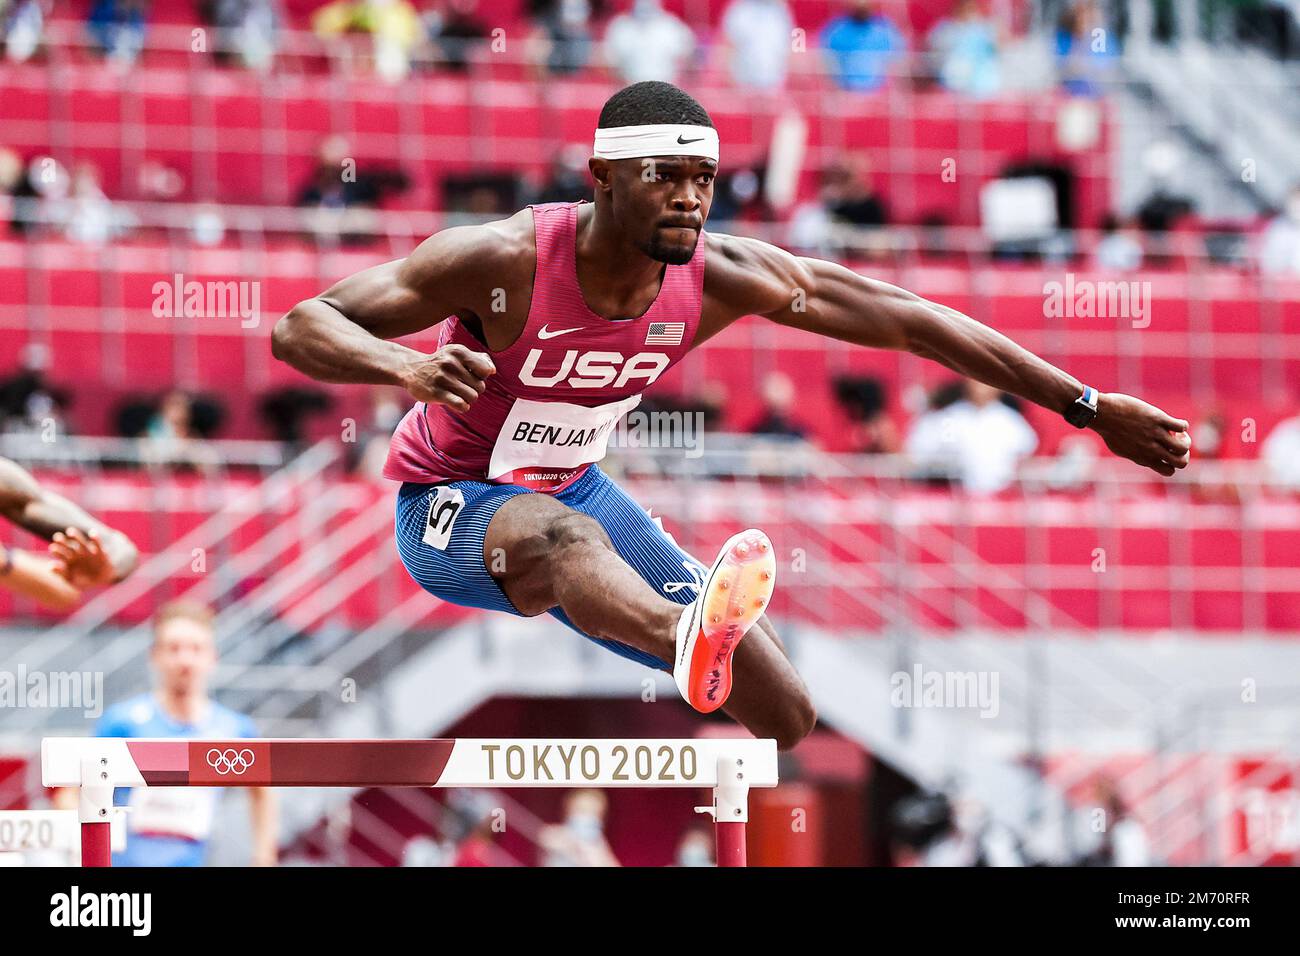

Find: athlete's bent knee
545;512;612;553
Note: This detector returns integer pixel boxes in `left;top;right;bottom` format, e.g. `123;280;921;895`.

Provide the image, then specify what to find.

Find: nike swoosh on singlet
677;135;705;145
537;325;584;339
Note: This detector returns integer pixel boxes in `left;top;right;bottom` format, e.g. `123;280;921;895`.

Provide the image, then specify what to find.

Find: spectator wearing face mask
538;789;621;866
905;379;1038;494
603;0;696;85
718;0;794;90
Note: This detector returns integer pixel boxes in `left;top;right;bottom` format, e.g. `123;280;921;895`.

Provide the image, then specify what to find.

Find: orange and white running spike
674;529;776;713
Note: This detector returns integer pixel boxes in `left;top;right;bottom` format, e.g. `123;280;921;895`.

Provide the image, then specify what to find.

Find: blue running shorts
395;464;707;670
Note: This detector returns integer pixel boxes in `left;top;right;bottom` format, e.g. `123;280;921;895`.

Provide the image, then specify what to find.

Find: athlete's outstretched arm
0;457;139;605
705;235;1191;476
272;221;519;410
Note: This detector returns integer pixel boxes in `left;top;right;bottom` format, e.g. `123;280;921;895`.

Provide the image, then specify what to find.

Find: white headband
593;124;720;162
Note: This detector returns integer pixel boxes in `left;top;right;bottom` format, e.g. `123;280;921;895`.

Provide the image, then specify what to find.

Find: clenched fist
399;344;496;413
1091;392;1191;477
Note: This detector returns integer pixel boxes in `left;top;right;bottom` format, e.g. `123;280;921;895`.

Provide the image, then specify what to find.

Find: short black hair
597;81;714;129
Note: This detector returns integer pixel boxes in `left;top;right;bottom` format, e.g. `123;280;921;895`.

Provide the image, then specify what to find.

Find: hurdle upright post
78;755;114;868
697;754;752;867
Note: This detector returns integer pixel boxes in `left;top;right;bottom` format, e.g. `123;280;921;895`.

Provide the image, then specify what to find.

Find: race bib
488;395;640;482
423;486;464;550
127;787;217;842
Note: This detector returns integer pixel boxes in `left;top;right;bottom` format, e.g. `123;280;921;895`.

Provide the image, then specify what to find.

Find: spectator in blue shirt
819;0;905;92
87;0;147;64
927;0;1000;98
1054;0;1117;96
68;601;278;866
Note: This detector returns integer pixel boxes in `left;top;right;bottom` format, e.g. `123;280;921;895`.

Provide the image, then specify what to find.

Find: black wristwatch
1064;385;1100;428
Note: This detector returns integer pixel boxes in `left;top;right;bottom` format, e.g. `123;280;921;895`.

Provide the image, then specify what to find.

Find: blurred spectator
706;167;771;225
58;602;278;866
828;156;887;227
191;201;228;246
533;144;591;204
1;0;45;62
786;171;838;254
923;794;1025;866
926;0;1000;98
1093;213;1143;271
748;371;808;440
819;0;905;93
136;158;186;201
115;390;224;471
539;790;620;866
64;163;132;246
525;0;595;76
603;0;695;85
296;134;411;208
789;159;888;256
833;375;898;453
425;0;489;72
905;379;1038;494
1261;404;1300;489
1260;183;1300;276
1133;141;1195;235
1054;0;1116;97
0;344;69;436
5;154;68;236
147;390;199;441
87;0;147;66
672;827;714;866
719;0;793;90
203;0;280;72
143;390;224;472
452;816;499;866
1077;780;1150;866
1191;409;1228;461
295;134;410;242
258;385;335;446
313;0;423;82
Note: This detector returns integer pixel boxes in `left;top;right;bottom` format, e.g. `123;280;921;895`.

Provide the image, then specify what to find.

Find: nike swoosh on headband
677;135;705;145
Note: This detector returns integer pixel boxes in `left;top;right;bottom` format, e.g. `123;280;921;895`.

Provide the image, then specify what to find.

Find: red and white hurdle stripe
41;737;779;867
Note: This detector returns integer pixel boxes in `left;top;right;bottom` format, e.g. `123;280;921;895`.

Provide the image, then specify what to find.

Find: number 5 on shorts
423;487;465;550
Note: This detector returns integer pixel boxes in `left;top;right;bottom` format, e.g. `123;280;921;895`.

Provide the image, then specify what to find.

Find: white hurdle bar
42;737;779;867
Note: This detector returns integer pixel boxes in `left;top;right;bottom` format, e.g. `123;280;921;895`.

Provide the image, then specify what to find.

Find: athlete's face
597;155;715;265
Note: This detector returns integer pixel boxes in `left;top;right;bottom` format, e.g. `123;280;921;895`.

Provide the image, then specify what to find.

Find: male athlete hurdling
273;82;1191;750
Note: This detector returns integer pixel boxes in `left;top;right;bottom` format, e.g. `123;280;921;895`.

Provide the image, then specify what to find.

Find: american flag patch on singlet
645;322;685;345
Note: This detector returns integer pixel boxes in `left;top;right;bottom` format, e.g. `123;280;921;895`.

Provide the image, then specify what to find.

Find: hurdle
42;736;779;867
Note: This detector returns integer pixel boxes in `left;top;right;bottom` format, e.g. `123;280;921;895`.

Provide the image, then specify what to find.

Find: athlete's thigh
394;479;537;615
480;483;622;615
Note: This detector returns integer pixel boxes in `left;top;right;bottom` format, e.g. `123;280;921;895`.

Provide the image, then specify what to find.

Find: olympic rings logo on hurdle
206;748;256;776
